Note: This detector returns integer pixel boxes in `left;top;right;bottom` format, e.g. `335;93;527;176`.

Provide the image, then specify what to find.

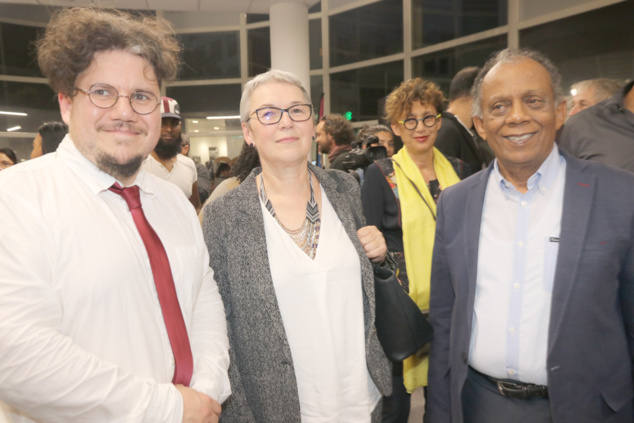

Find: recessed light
192;120;199;123
7;125;21;132
206;115;240;120
214;127;220;130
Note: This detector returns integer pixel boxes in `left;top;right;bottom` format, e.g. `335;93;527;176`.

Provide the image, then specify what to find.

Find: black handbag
330;171;433;362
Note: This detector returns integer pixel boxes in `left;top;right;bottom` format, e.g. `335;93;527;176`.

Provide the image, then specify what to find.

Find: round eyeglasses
74;83;161;115
398;113;441;130
248;104;313;125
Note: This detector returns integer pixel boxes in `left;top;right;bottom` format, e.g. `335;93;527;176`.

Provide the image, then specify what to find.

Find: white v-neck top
260;188;380;422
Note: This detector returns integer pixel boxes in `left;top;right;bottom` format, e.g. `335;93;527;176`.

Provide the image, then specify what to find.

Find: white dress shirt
142;154;198;198
262;189;380;422
0;137;230;423
470;146;566;385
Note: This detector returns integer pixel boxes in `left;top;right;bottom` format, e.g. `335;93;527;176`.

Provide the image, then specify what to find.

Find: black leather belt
470;367;549;400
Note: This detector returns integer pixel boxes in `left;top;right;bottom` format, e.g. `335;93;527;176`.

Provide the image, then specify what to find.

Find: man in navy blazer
427;48;634;423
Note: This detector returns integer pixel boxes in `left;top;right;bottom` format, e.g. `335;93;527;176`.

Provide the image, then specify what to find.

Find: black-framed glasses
248;104;313;125
398;113;441;130
74;83;161;115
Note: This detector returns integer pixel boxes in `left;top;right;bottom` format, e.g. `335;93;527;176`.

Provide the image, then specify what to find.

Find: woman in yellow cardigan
361;78;471;422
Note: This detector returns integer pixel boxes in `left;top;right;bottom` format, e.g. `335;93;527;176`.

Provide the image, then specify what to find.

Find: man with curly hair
316;113;355;170
0;7;229;423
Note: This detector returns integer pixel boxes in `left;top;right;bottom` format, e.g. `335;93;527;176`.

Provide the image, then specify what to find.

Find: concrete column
269;2;311;95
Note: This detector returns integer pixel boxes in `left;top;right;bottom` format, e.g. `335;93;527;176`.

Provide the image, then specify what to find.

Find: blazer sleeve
427;192;455;423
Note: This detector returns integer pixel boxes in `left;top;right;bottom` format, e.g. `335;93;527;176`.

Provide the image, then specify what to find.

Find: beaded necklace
259;168;321;259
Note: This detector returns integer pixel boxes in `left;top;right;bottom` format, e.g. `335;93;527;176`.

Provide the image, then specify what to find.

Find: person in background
0;148;17;170
559;77;634;172
567;78;622;117
315;113;355;170
181;134;213;204
30;121;68;159
435;66;492;172
142;96;202;212
213;162;231;188
362;78;470;423
198;141;260;225
203;69;392;421
358;124;395;158
0;7;230;422
427;48;634;423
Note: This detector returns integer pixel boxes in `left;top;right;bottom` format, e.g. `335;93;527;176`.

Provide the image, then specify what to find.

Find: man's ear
58;92;72;126
555;100;567;131
472;116;487;141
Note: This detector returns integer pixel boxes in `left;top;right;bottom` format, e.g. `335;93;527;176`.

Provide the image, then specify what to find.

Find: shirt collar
57;135;155;196
493;144;563;198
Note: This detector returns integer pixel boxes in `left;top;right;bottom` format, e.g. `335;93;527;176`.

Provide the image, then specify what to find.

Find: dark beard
96;152;145;181
154;136;181;159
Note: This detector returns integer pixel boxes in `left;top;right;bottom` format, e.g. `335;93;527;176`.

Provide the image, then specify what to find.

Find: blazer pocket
602;380;634;413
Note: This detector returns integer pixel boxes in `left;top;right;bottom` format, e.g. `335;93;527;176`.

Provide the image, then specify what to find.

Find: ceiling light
214;127;220;130
206;115;240;120
7;126;21;132
192;120;199;123
194;130;199;133
0;111;27;117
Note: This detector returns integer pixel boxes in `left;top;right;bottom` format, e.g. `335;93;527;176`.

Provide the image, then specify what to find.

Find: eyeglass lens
254;104;313;125
403;115;439;130
84;83;159;115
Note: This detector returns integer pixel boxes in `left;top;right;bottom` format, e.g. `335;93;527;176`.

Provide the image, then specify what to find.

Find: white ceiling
0;0;320;14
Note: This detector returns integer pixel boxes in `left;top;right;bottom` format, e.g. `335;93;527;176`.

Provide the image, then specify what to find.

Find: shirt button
517;241;524;247
521;201;527;207
507;369;515;376
514;283;520;289
508;327;516;334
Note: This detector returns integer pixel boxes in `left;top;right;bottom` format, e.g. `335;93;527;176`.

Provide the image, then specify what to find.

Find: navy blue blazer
427;151;634;423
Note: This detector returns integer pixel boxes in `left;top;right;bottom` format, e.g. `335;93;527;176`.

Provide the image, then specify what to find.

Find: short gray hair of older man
471;48;565;119
240;69;312;124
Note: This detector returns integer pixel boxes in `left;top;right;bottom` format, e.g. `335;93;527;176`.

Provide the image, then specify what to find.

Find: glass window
0;23;43;77
520;1;634;91
329;0;403;67
178;31;240;80
0;81;60;133
412;36;507;94
310;74;323;116
247;14;269;24
166;84;242;120
519;0;600;21
330;60;404;122
248;27;271;77
309;18;322;70
308;2;321;13
412;0;506;49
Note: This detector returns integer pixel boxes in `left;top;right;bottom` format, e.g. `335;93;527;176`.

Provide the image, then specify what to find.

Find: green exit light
344;111;352;120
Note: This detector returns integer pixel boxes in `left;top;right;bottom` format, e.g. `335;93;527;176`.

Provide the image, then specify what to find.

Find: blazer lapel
463;167;491;321
548;154;596;349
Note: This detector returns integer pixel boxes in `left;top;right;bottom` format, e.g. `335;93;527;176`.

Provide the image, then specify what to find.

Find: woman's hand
357;225;387;263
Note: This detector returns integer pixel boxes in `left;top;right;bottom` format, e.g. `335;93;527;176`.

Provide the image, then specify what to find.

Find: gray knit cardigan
203;163;392;422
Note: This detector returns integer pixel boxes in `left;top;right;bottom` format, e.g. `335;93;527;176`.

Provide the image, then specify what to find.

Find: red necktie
109;183;193;386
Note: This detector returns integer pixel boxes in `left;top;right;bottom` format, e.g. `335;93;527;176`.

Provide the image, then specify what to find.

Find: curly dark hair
321;114;354;147
36;7;181;96
384;78;445;125
231;142;261;183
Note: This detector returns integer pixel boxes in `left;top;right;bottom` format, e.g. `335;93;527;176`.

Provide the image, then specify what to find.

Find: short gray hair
240;69;312;123
571;78;623;103
471;48;565;118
